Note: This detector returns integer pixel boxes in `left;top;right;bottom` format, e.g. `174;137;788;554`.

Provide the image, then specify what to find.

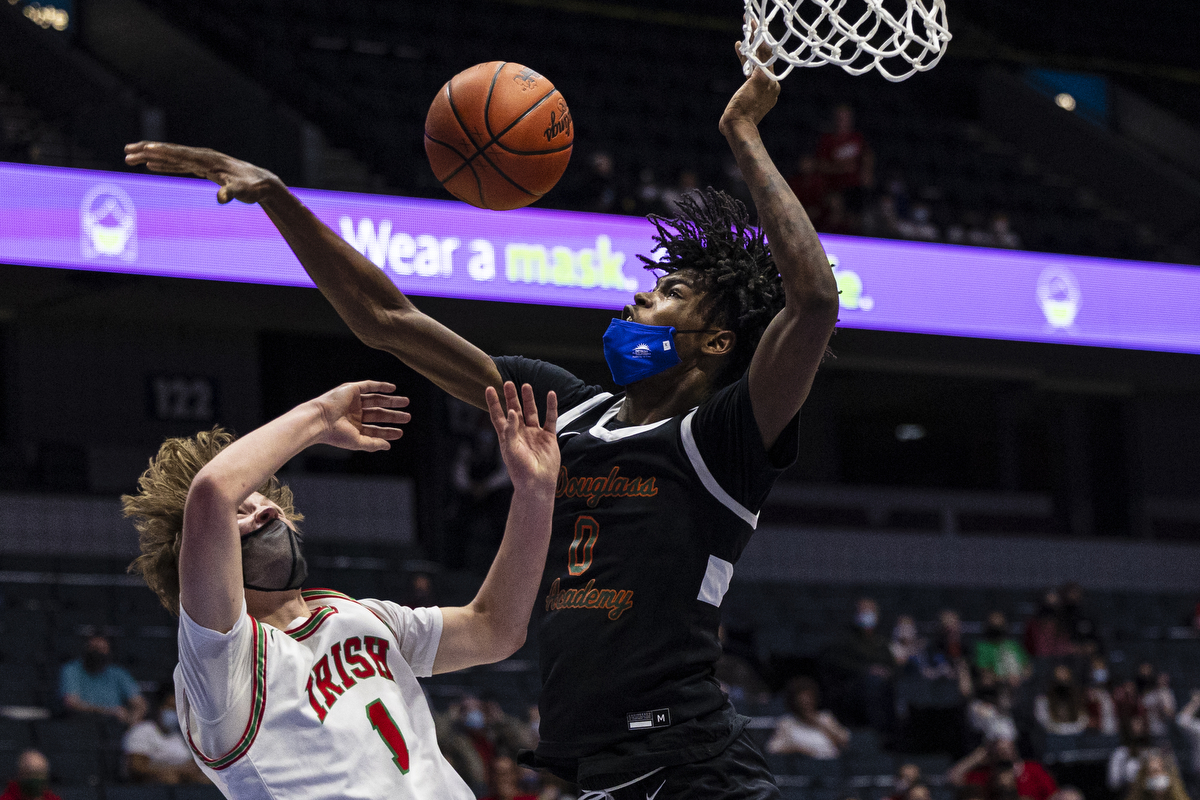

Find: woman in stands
121;379;559;799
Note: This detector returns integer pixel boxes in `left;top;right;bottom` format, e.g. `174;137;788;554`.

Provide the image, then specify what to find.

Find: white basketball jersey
175;589;474;800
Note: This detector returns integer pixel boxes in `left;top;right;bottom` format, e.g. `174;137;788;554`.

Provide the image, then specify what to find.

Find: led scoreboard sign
2;161;1199;356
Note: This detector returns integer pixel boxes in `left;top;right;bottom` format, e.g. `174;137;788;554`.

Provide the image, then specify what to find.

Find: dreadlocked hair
121;427;302;615
638;187;786;389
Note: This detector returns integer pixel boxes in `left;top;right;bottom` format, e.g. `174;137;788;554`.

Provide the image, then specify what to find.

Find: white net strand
740;0;951;83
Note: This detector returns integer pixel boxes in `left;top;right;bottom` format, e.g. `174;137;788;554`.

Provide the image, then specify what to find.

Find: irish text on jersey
555;466;658;508
545;578;634;620
305;635;395;722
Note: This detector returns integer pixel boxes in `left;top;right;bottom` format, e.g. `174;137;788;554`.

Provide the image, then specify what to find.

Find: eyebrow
656;274;694;291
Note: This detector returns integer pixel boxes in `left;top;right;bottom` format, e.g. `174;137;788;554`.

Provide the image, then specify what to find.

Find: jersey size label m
626;708;671;731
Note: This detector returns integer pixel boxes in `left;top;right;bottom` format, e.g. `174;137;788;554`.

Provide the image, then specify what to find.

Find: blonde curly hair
122;427;302;615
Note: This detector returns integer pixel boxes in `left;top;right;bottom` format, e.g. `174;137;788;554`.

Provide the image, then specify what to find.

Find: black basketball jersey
494;356;799;765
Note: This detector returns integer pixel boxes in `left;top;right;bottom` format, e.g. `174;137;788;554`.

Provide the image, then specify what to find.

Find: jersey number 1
568;515;599;576
366;699;410;773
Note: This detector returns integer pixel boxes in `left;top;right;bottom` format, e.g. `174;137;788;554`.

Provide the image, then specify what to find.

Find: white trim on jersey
680;409;760;529
555;392;614;433
587;398;673;442
696;555;735;608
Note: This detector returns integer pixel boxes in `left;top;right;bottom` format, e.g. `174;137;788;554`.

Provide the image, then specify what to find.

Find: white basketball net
740;0;951;83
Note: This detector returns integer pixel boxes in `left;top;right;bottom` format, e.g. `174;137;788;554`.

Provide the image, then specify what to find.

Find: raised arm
180;381;409;632
718;48;840;449
433;382;558;673
124;142;504;410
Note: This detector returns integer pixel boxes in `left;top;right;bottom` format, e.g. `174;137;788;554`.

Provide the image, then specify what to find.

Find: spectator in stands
1059;582;1099;654
989;213;1022;249
59;634;146;724
1086;656;1120;735
450;408;513;574
891;615;926;672
823;597;896;732
401;571;437;608
482;697;538;756
1137;663;1176;740
1025;590;1076;658
435;694;492;795
896;203;941;242
123;684;207;784
659;169;700;216
0;750;58;800
1109;716;1155;793
906;785;934;800
481;755;538;800
975;611;1032;687
925;609;973;694
887;763;924;800
1125;752;1191;800
1114;675;1146;730
968;670;1018;745
1036;664;1090;735
949;737;1058;800
816;103;874;215
988;764;1028;800
766;676;850;759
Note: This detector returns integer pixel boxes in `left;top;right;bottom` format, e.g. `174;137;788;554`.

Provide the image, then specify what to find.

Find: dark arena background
1;0;1200;798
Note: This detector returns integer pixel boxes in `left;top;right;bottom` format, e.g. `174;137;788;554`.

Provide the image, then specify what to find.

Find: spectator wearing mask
887;763;924;800
1036;664;1090;735
949;737;1059;800
1137;664;1176;740
822;597;897;732
975;611;1032;686
1126;752;1190;800
0;750;58;800
1109;716;1155;793
59;634;146;724
1086;656;1120;735
766;676;850;758
1025;590;1076;658
434;694;492;794
123;684;207;784
968;670;1018;745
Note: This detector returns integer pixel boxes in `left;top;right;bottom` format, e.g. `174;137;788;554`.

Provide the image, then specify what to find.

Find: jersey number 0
568;515;599;576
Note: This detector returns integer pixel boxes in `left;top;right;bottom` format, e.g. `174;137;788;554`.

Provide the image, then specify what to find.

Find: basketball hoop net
740;0;951;83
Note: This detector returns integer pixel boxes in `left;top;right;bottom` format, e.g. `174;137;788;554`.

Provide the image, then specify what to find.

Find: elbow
357;306;415;353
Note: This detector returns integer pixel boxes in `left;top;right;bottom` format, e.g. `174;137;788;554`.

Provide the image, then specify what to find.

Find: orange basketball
424;62;574;211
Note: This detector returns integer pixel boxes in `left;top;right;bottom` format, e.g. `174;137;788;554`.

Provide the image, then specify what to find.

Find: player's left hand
312;380;411;452
487;382;559;494
124;141;285;205
719;22;780;137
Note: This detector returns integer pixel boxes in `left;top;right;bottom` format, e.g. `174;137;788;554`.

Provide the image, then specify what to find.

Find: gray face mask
241;518;307;592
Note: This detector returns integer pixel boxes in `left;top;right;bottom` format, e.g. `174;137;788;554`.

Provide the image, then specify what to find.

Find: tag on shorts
626;708;671;731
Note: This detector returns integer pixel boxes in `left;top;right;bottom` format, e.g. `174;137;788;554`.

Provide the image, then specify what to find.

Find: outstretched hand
124;141;284;205
719;22;781;137
313;381;411;452
486;382;559;493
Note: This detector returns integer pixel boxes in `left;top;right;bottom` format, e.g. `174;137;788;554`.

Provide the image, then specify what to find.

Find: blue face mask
160;709;179;731
601;318;716;386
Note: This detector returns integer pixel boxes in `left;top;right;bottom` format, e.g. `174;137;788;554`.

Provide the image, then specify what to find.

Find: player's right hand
487;382;559;494
124;141;284;205
311;380;411;452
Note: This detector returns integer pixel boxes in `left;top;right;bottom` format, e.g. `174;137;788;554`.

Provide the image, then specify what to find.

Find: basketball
424;61;574;211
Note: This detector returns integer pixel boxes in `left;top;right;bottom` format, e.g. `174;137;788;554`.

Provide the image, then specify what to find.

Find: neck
244;588;309;630
619;365;713;425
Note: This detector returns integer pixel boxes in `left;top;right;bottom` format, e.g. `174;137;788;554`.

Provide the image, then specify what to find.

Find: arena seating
3;548;1199;791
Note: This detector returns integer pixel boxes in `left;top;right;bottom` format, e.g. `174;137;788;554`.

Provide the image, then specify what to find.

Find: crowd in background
559;102;1023;252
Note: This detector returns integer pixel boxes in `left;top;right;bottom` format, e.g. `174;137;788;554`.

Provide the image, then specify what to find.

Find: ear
700;329;736;357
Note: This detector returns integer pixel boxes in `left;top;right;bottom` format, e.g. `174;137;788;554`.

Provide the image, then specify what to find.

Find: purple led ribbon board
2;161;1199;355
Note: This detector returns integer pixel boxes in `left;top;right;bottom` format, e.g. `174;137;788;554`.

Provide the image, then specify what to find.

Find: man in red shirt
816;103;875;218
949;737;1059;800
0;750;60;800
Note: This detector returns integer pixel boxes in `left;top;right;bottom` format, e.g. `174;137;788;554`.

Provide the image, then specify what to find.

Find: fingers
485;385;507;435
543;390;558;433
354;380;397;395
520;383;540;428
361;407;411;426
360;424;403;442
503;381;522;428
360;393;410;409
